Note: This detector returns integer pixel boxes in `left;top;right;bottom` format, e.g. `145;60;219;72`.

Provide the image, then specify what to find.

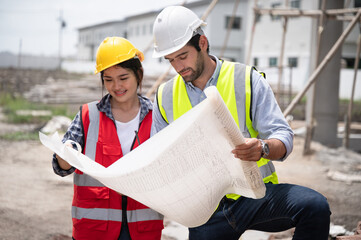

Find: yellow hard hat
94;37;144;74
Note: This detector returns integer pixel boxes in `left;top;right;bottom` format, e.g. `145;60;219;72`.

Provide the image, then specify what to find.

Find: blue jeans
189;183;331;240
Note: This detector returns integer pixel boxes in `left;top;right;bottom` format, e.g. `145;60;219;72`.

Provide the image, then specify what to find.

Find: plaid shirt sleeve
52;111;84;177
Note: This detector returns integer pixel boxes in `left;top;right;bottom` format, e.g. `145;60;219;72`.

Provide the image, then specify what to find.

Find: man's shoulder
159;75;178;89
221;60;247;68
157;77;175;97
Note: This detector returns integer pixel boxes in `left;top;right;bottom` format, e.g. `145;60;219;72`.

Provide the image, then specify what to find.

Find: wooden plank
283;10;361;117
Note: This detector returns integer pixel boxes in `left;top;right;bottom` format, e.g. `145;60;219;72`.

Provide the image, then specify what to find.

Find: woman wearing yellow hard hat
52;37;164;240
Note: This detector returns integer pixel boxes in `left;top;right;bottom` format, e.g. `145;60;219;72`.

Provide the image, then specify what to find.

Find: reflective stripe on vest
74;101;104;188
72;206;163;223
157;61;278;201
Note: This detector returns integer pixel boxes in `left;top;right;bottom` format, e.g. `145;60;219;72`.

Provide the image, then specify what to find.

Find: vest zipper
130;123;141;150
134;130;140;145
119;195;131;239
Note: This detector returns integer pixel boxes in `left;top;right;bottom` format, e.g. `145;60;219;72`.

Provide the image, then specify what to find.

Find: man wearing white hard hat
151;5;330;240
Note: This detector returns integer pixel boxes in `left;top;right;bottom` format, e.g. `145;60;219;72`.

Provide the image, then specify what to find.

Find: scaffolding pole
256;8;360;18
303;0;327;155
276;0;289;104
250;2;360;154
245;0;259;65
283;10;361;117
18;38;22;69
201;0;219;21
145;65;173;98
343;25;361;148
58;10;64;71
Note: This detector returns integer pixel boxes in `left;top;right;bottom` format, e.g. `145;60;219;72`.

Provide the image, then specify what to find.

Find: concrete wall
0;52;60;70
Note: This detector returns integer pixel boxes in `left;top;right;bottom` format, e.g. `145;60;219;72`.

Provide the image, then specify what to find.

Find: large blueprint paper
39;86;266;227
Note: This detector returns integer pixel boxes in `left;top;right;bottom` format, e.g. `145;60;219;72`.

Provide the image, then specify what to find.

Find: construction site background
0;68;360;239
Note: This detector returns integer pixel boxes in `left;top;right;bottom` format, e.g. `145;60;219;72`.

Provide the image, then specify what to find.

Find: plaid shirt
52;93;153;177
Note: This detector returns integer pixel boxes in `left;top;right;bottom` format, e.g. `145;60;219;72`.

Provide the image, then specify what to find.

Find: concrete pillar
307;0;344;148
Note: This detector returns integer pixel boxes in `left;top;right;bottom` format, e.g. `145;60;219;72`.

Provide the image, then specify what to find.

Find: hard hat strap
192;27;204;37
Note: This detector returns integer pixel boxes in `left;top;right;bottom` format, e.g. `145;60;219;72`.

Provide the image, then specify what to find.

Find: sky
0;0;197;57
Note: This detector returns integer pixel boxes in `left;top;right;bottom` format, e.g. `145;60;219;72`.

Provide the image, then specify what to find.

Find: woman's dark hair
100;57;144;91
187;34;210;53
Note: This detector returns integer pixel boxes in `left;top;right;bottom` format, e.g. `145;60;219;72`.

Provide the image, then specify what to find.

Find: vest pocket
76;186;110;201
73;217;108;232
136;220;164;233
100;144;122;167
74;188;110;215
102;144;121;155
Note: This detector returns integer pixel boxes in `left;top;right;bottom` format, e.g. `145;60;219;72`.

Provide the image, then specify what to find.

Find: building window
288;57;298;67
225;16;241;30
269;57;278;67
143;24;146;35
355;0;361;8
290;0;301;9
343;58;361;69
86;35;90;44
150;23;153;34
253;57;259;67
271;3;281;20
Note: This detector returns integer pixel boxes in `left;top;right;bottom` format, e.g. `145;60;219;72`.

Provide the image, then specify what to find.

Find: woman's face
102;65;139;106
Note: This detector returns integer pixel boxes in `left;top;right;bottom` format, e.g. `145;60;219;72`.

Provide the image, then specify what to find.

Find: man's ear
199;35;208;51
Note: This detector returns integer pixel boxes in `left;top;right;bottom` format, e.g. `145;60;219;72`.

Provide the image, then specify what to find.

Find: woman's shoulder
138;94;153;111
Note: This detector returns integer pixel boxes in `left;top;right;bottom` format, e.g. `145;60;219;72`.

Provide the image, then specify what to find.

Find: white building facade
78;21;127;61
74;0;360;99
75;0;250;76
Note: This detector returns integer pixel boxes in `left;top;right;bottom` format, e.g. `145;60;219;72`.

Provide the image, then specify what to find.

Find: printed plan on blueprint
39;86;266;228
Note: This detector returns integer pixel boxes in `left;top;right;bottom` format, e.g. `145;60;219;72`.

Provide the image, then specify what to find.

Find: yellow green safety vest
156;60;278;200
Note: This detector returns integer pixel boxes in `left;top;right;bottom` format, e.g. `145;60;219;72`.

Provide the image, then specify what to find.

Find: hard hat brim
152;22;207;58
152;41;188;58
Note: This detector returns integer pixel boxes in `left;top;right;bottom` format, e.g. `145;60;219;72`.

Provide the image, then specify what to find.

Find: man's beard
179;53;204;83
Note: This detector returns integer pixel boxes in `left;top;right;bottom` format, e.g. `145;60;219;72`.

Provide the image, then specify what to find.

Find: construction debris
335;221;361;239
16;110;52;117
327;170;361;184
330;223;354;238
40;116;72;134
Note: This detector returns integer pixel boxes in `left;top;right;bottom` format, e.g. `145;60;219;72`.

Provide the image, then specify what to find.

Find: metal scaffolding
144;0;361;153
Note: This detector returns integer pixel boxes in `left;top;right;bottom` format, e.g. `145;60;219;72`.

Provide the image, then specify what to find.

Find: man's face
165;45;204;83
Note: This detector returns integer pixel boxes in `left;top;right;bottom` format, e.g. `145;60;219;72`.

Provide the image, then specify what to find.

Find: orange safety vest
71;102;163;240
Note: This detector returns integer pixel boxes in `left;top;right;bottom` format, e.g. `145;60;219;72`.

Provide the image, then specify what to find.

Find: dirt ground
0;117;360;239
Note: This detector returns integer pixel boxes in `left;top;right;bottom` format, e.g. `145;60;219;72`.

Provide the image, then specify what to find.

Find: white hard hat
152;6;207;58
